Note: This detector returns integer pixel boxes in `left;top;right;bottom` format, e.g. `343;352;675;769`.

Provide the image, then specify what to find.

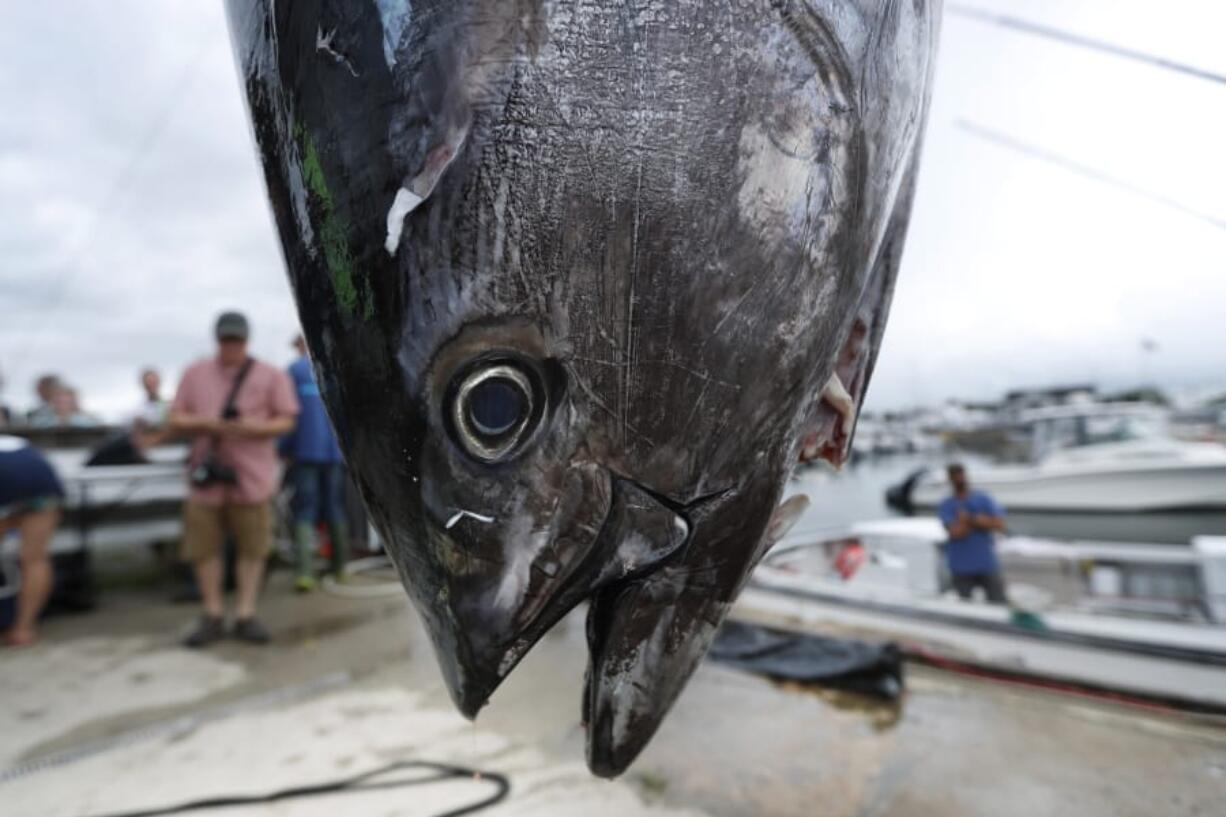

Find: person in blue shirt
937;463;1009;604
281;336;349;591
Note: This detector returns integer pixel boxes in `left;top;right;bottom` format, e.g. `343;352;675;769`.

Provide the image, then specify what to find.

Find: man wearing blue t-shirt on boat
938;463;1009;605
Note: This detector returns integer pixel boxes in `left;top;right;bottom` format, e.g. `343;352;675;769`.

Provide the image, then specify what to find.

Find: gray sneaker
232;617;271;645
183;616;225;648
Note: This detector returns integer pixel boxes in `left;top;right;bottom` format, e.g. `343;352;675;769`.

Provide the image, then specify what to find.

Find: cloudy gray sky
2;1;1225;419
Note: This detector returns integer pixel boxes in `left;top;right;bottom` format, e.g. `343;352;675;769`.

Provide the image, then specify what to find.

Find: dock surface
3;573;1224;816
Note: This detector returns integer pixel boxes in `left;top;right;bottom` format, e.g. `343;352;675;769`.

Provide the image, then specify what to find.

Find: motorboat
0;430;187;557
41;436;189;555
0;431;187;616
736;517;1226;711
1;427;376;613
888;404;1226;513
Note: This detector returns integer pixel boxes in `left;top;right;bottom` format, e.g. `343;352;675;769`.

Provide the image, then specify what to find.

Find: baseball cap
214;311;250;340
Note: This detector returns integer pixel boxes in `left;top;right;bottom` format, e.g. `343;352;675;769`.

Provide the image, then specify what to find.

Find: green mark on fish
297;122;372;319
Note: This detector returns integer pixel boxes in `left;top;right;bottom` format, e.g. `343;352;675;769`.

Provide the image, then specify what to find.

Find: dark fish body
226;0;940;776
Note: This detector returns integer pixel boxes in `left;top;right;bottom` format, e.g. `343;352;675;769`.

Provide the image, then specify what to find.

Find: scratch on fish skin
445;510;497;529
623;152;645;448
570;356;625;368
316;27;360;78
681;379;712;432
385;187;424;255
570;366;651;445
651;359;741;391
571;356;741;391
708;280;761;340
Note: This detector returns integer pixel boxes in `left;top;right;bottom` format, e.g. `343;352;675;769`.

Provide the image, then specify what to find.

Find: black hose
78;760;510;817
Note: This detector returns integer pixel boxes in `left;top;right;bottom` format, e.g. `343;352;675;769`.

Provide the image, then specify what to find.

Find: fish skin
226;0;941;776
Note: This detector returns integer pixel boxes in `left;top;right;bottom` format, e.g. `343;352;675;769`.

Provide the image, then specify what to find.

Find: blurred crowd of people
2;373;105;429
1;311;351;648
0;368;165;432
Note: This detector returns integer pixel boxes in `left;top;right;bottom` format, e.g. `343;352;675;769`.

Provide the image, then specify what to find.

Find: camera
190;455;238;488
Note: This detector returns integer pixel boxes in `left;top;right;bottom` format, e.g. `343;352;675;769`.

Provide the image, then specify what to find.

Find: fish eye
449;362;539;462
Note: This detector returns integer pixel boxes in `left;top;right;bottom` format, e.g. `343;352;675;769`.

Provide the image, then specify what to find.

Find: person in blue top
1;435;64;646
937;463;1009;604
281;336;349;591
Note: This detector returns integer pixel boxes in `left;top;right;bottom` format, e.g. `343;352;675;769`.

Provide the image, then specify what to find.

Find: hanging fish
225;0;941;776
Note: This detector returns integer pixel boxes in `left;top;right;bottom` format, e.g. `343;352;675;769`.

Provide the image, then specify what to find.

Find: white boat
1;429;375;600
40;440;190;555
738;517;1226;710
0;432;187;558
893;404;1226;513
1;434;188;613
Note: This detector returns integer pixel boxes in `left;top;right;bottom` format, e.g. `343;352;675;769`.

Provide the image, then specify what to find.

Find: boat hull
910;463;1226;513
734;587;1226;712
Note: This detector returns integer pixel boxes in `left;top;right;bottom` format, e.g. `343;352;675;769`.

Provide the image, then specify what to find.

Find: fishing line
75;760;510;817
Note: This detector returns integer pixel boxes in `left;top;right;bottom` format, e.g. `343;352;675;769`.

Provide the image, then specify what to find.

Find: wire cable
949;4;1226;87
8;27;219;370
956;119;1226;233
77;760;510;817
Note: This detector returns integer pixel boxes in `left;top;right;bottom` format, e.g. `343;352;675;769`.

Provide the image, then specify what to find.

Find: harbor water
787;453;1226;546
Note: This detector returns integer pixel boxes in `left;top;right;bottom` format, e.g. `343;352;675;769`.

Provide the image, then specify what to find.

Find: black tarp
84;432;149;467
709;620;904;699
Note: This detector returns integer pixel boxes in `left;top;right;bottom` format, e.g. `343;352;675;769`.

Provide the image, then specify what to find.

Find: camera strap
221;358;255;419
203;358;255;457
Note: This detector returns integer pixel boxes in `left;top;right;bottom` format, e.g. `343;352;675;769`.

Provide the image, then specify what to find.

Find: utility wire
949;4;1226;87
956;119;1226;233
9;29;219;369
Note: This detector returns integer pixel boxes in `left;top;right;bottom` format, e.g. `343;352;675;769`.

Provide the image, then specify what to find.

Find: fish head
226;0;940;776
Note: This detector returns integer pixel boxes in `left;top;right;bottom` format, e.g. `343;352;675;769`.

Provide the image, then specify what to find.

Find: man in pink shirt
170;311;299;646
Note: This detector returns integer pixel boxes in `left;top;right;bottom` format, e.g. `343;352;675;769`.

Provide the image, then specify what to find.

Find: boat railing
760;525;1226;625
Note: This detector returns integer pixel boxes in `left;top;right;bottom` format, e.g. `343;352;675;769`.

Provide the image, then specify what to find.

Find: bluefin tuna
226;0;941;776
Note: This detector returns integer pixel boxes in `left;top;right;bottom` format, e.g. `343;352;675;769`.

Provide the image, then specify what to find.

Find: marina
4;1;1226;814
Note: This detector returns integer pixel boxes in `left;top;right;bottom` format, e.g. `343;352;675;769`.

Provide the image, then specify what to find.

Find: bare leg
8;508;59;646
234;558;266;620
193;557;225;618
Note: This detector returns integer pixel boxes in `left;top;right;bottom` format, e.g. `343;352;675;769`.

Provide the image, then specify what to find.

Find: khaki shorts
181;501;273;562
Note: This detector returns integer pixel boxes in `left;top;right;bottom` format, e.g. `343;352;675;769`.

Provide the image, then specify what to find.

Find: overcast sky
2;1;1225;420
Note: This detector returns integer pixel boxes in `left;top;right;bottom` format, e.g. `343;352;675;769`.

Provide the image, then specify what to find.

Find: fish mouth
432;474;699;724
582;487;738;777
424;471;745;778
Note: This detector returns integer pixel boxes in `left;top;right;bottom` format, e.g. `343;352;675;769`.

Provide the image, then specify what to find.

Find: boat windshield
1082;413;1165;445
1029;411;1167;460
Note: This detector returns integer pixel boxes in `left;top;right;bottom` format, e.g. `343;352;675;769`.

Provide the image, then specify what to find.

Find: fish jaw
582;475;786;777
405;473;693;720
584;578;727;778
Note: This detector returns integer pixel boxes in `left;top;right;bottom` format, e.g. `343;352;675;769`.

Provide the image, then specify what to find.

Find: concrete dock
3;570;1224;816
